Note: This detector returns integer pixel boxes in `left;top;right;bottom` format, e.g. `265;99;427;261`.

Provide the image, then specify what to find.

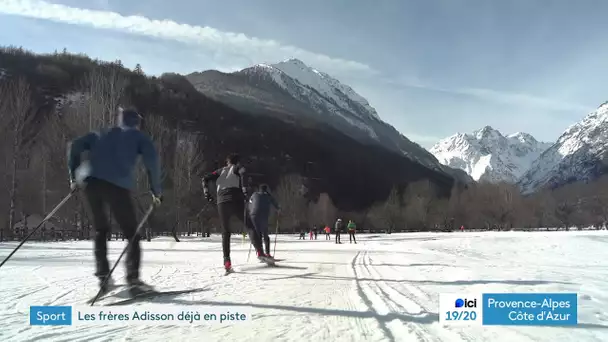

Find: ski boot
257;251;274;263
257;254;276;266
127;279;155;298
98;276;117;295
224;260;235;275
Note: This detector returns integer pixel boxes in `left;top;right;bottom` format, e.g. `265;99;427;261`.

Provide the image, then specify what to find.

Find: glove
152;194;162;206
204;191;213;203
69;177;83;191
242;187;248;199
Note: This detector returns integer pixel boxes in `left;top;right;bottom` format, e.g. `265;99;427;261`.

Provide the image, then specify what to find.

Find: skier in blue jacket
67;108;162;297
248;184;280;258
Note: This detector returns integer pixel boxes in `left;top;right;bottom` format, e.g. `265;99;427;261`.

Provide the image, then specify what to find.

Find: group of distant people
299;218;357;244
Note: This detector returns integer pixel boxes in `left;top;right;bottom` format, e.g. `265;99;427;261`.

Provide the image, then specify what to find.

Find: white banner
71;306;253;326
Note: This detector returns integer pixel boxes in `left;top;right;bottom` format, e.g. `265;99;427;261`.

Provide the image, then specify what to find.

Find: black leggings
84;178;140;282
250;215;271;255
217;200;264;262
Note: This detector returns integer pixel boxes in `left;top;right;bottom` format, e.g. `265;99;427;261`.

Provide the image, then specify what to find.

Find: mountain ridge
430;126;552;183
187;59;447;174
518;102;608;193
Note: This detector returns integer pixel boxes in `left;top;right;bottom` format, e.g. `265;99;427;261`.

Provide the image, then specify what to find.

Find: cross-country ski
104;288;208;306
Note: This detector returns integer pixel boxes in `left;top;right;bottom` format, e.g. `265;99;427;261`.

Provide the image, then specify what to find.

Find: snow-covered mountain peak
238;58;382;124
430;127;551;183
473;125;502;141
274;58;309;69
508;132;537;143
268;60;381;121
518;100;608;193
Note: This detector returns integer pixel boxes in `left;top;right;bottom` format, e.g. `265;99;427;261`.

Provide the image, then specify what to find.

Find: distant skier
347;220;357;244
309;229;313;240
299;229;305;239
67;108;161;296
334;218;344;244
324;225;331;240
314;225;318;240
202;153;269;274
248;184;280;257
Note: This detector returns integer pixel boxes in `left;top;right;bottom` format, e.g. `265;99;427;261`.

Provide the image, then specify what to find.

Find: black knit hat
121;109;141;127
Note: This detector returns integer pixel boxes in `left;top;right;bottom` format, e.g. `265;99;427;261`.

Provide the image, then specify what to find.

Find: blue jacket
67;124;162;196
248;191;279;220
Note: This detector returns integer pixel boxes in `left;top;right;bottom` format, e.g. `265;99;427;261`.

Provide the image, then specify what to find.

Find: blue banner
482;293;577;326
30;306;72;326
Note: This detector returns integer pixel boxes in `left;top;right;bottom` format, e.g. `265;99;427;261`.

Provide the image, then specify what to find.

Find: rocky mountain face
430;126;552;183
518;102;608;194
186;59;444;173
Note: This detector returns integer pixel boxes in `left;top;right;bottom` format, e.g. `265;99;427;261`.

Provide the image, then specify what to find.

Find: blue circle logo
455;299;464;308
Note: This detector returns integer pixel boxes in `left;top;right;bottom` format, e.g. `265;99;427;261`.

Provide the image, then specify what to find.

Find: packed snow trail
1;231;607;342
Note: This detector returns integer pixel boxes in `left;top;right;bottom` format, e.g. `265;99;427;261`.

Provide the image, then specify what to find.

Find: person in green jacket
347;220;357;244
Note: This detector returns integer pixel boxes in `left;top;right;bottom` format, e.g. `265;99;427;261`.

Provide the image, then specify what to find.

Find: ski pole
273;215;280;257
244;197;253;262
0;188;77;270
247;242;252;262
90;204;155;306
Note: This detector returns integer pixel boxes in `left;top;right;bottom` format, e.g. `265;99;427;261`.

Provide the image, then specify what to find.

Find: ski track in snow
1;231;608;342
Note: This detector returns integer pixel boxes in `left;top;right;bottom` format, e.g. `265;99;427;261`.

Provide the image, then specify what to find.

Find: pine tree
135;63;143;75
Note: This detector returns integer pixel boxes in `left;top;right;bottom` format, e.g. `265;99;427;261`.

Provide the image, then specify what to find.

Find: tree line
274;175;608;235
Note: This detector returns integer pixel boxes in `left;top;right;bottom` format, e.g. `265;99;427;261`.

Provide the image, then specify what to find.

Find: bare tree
582;176;608;228
0;78;37;239
429;198;450;231
307;192;337;228
367;186;404;234
136;114;173;238
483;183;521;230
83;66;128;128
275;174;307;233
403;179;437;230
172;129;205;236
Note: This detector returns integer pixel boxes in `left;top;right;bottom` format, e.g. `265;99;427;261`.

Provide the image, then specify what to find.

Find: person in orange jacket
324;225;331;240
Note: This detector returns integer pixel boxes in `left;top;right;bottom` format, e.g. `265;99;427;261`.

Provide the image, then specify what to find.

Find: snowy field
1;231;608;342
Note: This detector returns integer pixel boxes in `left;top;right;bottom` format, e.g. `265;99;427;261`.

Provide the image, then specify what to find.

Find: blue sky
1;0;607;148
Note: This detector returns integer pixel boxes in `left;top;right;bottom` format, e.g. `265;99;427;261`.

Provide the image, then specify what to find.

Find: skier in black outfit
202;154;270;273
248;184;280;257
334;218;344;244
67;108;162;296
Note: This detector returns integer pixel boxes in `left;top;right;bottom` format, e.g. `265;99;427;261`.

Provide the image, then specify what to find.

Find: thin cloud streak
382;77;593;113
0;0;375;76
